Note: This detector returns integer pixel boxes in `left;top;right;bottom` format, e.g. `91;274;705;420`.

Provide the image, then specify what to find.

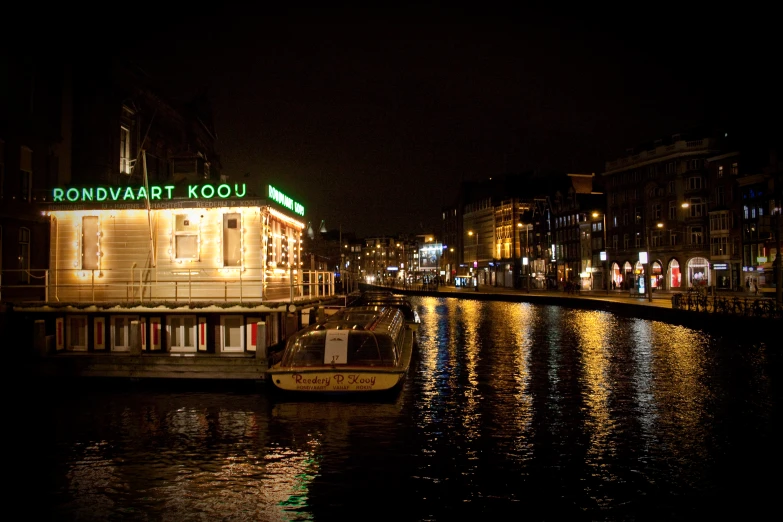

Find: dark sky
96;8;776;237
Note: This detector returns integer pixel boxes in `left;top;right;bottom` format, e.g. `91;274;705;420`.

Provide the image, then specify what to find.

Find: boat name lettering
292;374;330;386
333;374;376;386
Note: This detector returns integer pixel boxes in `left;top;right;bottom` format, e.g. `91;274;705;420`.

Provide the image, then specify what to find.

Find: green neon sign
52;184;248;203
267;185;305;216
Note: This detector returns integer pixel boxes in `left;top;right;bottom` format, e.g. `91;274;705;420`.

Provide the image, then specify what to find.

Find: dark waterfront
15;296;781;521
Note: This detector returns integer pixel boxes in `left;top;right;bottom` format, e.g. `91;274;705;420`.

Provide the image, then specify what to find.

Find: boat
267;305;415;393
346;290;421;330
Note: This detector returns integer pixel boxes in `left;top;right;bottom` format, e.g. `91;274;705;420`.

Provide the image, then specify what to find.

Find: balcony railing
0;267;338;305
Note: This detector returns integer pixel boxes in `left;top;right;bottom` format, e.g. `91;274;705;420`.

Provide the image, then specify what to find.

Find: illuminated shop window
174;214;199;260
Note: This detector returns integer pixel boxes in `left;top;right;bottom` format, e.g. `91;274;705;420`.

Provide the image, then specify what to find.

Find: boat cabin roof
280;305;407;368
346;292;420;323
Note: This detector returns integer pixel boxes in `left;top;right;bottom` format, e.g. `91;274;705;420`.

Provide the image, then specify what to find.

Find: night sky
68;9;779;237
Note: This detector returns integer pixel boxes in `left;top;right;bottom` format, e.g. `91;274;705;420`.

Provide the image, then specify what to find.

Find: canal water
14;296;781;521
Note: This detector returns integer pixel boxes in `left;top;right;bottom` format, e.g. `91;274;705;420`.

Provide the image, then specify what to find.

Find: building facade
602;134;720;292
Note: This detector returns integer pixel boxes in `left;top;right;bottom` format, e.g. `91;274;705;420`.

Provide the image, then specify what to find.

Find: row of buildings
2;56;781;312
325;132;780;297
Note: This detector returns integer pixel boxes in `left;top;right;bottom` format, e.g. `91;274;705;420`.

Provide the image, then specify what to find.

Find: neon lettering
200;185;215;198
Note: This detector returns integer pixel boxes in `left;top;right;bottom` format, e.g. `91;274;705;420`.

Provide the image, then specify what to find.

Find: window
669;231;678;246
711;236;729;256
120;126;131;174
669;201;677;220
111;315;139;352
687;176;702;191
20;146;32;202
169;315;197;352
18;227;30;283
689;198;704;217
67;316;89;351
651;229;664;247
82;216;100;270
221;315;245;352
652;203;661;220
666;162;676;174
710;212;731;232
612;234;618;250
690;226;704;245
668;180;676;194
634;207;642;224
623;234;629;250
717;165;724;178
174;214;199;260
634;232;642;248
715;186;725;206
120;106;135;175
687;159;702;171
223;213;241;267
731;162;738;175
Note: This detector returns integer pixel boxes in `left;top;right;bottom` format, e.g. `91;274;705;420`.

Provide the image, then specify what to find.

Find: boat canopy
280;306;406;368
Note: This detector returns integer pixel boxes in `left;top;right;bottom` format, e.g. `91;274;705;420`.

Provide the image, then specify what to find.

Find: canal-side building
550;173;604;290
602;133;720;292
4;57;341;379
0;55;65;303
735;146;782;294
9;182;340;380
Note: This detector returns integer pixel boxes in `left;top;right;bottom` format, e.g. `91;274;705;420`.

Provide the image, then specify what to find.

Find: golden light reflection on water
637;321;711;462
38;297;775;520
571;309;617;507
61;405;321;521
459;299;483;442
499;302;535;461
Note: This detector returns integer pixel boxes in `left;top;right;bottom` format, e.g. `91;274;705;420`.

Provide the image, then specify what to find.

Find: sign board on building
267;185;305;216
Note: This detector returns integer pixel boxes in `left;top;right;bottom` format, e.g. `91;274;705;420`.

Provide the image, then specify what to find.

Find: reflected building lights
573;309;615;495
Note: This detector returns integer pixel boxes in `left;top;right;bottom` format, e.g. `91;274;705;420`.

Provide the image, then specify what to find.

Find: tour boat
267;305;415;393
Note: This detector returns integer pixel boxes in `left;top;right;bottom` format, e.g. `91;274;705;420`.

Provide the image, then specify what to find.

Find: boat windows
282;330;398;367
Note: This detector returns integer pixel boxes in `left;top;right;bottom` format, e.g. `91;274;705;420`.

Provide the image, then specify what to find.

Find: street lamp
592;211;609;295
468;230;479;290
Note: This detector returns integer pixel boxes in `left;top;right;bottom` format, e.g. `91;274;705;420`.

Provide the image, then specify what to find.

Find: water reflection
16;297;781;520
